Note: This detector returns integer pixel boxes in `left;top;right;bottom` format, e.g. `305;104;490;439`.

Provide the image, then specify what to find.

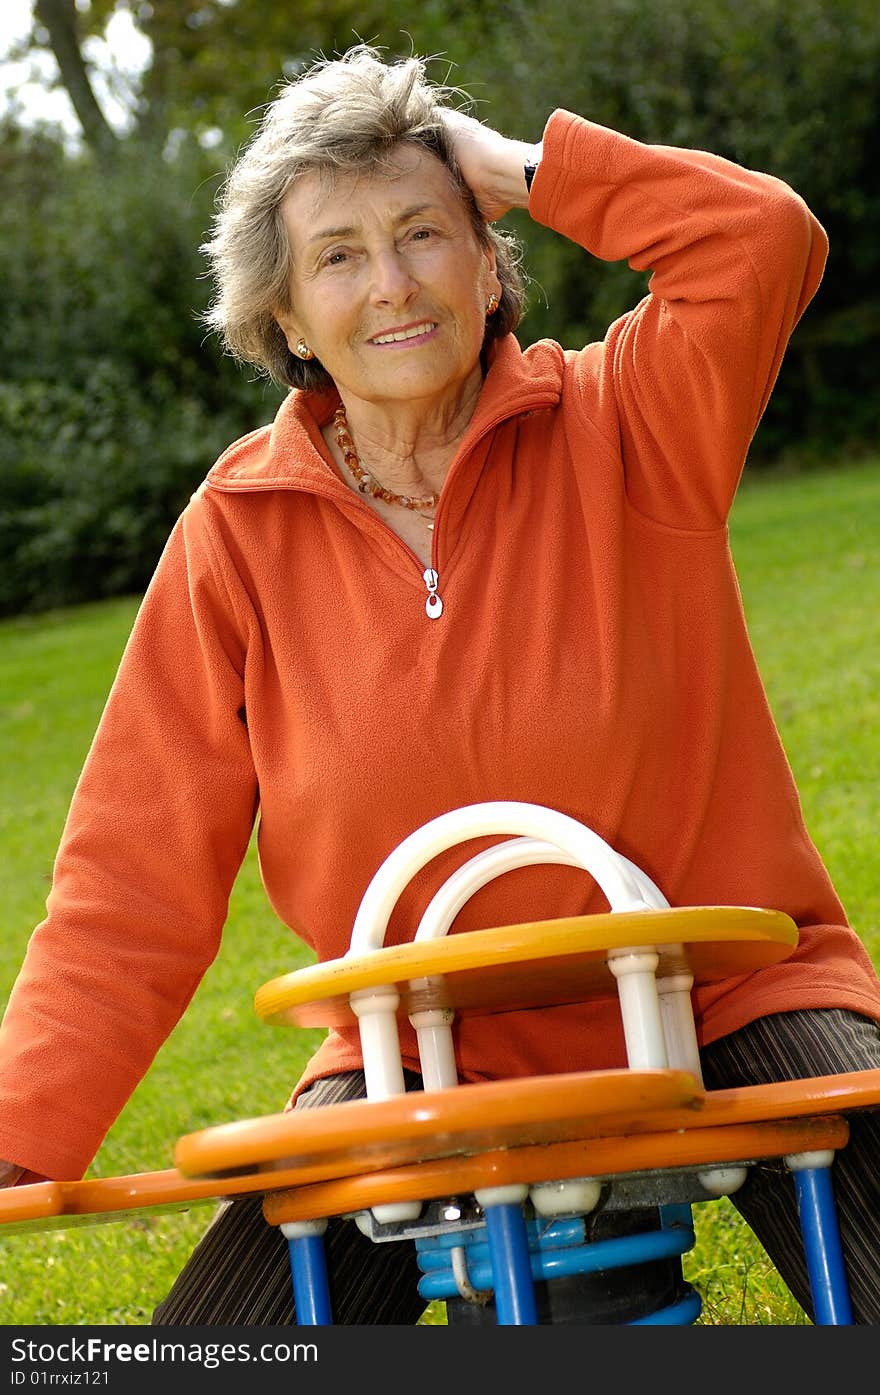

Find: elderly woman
1;45;879;1326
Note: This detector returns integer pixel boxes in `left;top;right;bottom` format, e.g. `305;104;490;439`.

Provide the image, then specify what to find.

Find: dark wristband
524;142;543;193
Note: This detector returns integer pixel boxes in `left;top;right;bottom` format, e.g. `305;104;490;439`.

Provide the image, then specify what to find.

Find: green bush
0;371;242;613
0;123;283;616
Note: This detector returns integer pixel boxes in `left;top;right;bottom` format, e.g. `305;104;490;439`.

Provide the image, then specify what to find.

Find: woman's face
276;144;501;416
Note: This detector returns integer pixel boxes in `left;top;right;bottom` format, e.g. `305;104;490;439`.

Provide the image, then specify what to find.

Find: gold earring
295;338;315;360
485;293;500;316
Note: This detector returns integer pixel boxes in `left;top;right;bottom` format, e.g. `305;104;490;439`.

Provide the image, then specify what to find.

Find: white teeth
372;322;434;344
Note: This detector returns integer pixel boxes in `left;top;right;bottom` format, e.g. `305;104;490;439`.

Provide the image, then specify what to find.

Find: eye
322;249;349;267
400;226;436;248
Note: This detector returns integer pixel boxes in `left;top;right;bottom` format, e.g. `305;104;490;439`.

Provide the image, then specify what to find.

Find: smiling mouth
369;321;437;345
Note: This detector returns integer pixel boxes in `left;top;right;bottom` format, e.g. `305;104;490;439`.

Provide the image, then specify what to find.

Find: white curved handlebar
414;836;668;942
348;801;655;955
346;803;672;1220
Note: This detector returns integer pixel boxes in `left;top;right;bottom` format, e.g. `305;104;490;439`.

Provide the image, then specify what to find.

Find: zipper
414;400;540;623
422;567;442;619
205;391;557;623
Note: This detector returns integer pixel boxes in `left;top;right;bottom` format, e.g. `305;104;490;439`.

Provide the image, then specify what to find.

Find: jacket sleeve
528;110;829;528
0;498;259;1179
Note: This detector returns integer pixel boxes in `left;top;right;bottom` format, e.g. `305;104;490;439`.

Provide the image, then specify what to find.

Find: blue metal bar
417;1220;694;1300
419;1215;585;1257
417;1217;588;1272
536;1225;692;1280
288;1234;334;1326
792;1165;853;1326
659;1202;694;1230
483;1202;539;1325
630;1289;702;1326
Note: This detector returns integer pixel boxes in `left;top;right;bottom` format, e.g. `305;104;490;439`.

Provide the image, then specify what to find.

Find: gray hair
200;45;526;389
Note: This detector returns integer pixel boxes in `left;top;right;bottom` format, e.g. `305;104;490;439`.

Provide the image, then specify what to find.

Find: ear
273;307;302;353
481;243;501;301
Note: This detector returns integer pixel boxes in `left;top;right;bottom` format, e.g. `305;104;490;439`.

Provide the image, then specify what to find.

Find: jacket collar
205;334;563;494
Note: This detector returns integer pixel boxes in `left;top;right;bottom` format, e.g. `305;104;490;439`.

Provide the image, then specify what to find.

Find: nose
369;247;419;307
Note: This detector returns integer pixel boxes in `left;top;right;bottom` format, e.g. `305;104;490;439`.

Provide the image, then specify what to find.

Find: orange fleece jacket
3;110;879;1181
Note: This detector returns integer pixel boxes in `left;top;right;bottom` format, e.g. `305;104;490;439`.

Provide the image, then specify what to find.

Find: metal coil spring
415;1205;701;1324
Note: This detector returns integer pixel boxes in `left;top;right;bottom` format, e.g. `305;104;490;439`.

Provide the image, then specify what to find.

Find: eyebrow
305;204;442;247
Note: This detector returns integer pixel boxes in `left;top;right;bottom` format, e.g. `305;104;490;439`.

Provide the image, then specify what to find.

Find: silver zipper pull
422;567;443;619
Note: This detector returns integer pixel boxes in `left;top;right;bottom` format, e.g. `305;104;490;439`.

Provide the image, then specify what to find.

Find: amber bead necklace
333;405;439;523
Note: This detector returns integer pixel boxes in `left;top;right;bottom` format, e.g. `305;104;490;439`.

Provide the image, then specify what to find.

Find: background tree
33;0;119;158
30;0;435;149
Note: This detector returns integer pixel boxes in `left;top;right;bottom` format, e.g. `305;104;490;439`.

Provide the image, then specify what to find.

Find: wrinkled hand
441;108;535;221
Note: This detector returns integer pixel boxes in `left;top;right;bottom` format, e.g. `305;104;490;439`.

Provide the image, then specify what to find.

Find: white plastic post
606;949;668;1069
657;971;704;1081
348;987;407;1099
409;1008;458;1090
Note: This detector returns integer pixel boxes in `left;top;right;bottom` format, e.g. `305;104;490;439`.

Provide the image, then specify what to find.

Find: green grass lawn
0;456;877;1326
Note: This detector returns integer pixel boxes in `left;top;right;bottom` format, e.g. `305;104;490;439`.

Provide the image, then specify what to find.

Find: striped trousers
152;1009;880;1325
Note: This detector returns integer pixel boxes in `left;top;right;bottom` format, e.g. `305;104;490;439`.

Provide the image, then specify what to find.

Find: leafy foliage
0;121;283;614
